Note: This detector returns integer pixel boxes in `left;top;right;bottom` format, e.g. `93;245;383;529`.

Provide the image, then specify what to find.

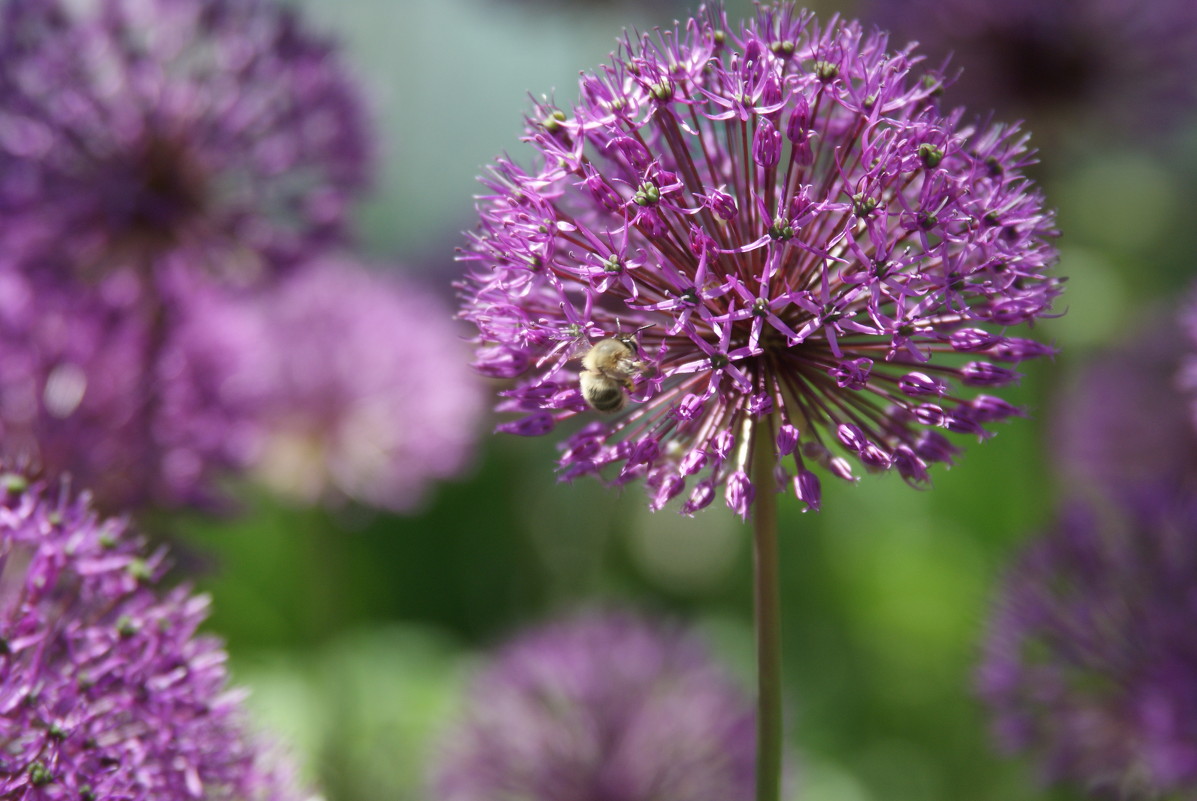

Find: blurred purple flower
1181;292;1197;435
0;0;370;279
430;610;756;801
0;469;311;801
867;0;1197;146
458;3;1060;516
237;258;484;512
977;494;1197;798
1052;308;1197;503
0;0;372;512
0;265;263;513
493;0;683;15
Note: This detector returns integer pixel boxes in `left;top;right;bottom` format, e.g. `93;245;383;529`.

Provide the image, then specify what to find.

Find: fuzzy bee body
579;337;648;414
580;373;631;413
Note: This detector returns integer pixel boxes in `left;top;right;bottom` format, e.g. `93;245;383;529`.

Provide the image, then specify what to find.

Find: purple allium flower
429;610;757;801
1181;292;1197;435
0;469;312;801
238;258;484;512
0;266;263;513
0;0;371;512
867;0;1197;146
0;0;370;279
977;494;1197;798
1052;309;1197;503
458;3;1060;516
494;0;683;14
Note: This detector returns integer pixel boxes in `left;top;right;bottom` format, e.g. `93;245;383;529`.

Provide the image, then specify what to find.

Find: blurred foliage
167;0;1197;799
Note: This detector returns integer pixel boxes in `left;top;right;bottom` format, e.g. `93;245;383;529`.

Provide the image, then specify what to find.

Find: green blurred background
171;0;1197;799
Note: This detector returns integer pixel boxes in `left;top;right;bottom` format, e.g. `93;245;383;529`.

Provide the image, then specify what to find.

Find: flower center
105;134;209;256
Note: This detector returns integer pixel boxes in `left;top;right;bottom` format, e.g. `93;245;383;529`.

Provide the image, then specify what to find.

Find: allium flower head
1180;290;1197;436
459;3;1060;516
0;267;263;513
867;0;1197;145
0;0;371;512
1053;308;1197;503
0;0;370;280
430;610;756;801
0;469;311;800
977;494;1197;798
240;258;484;512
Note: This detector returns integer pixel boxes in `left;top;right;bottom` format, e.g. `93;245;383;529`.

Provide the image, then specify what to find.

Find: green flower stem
752;440;783;801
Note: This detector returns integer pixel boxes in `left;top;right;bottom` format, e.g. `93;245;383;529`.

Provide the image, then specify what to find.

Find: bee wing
570;336;596;362
534;326;594;371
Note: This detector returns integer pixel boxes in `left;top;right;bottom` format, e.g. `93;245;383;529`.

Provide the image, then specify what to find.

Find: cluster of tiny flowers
0;267;264;512
0;0;370;277
237;258;484;512
0;0;371;511
867;0;1197;144
1051;308;1197;503
0;470;308;800
977;494;1197;798
1181;288;1197;436
459;3;1059;516
429;610;756;801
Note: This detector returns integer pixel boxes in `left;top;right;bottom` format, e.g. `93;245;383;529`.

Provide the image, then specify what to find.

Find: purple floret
458;2;1060;516
0;470;311;801
430;610;757;801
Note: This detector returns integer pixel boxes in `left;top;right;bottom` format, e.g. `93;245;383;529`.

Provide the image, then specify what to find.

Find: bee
579;335;651;414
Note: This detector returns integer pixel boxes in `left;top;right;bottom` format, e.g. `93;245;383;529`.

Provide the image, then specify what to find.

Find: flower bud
752;118;782;168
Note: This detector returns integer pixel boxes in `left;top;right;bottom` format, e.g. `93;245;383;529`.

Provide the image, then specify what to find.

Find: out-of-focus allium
495;0;683;15
868;0;1197;146
0;265;262;513
430;610;756;801
977;495;1197;798
1053;309;1197;502
1181;292;1197;436
242;259;483;512
0;0;370;279
0;469;312;801
459;3;1060;516
0;0;370;512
